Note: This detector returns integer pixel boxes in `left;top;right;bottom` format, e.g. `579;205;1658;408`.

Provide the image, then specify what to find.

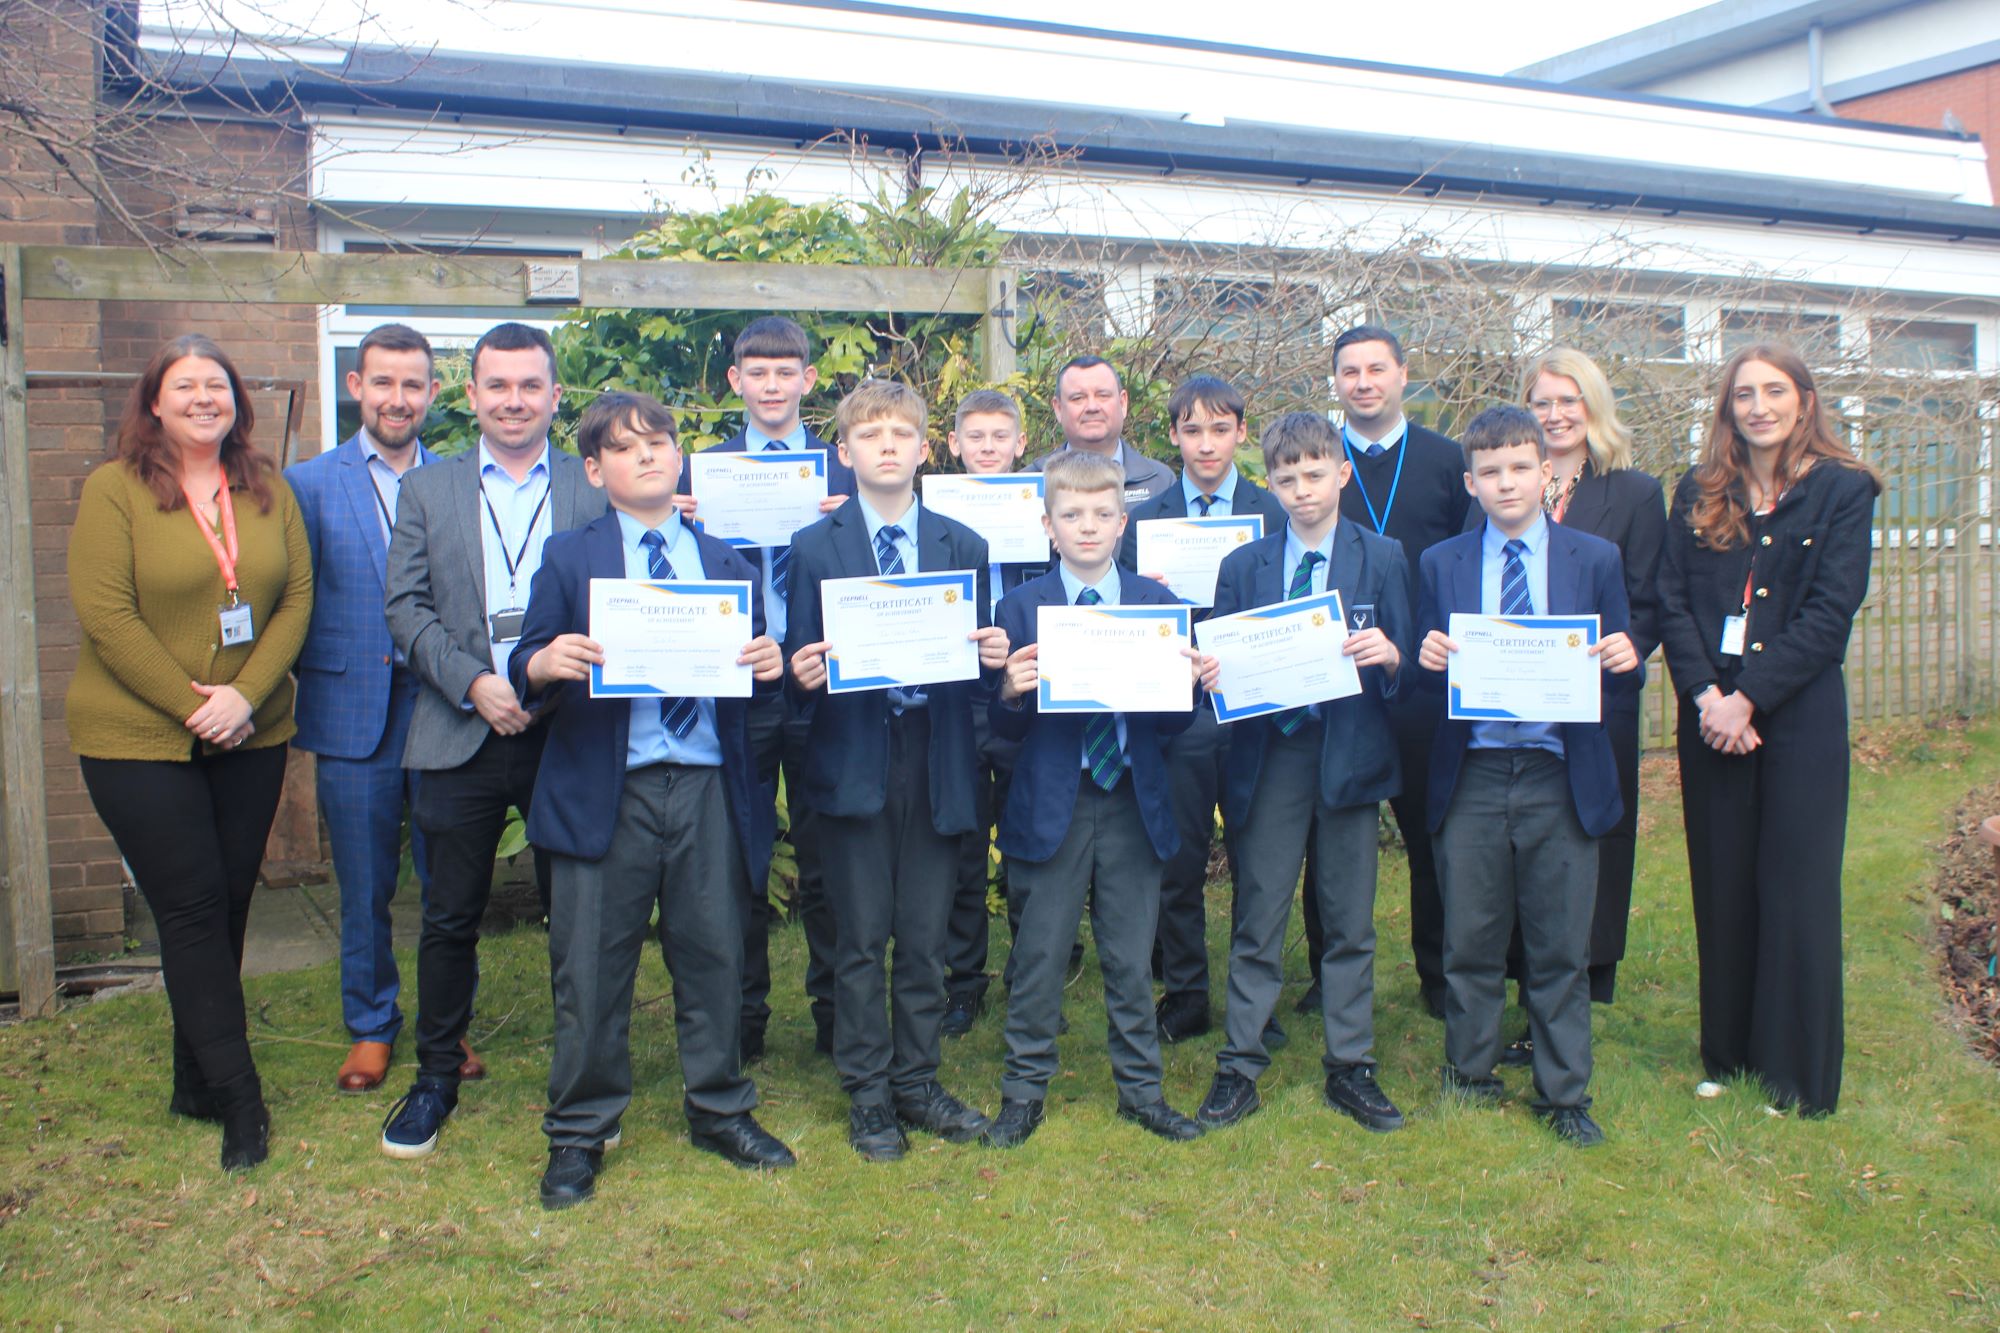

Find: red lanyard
183;479;241;602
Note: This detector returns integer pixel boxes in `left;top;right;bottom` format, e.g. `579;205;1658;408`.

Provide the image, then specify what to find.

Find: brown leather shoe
457;1040;486;1081
337;1040;393;1093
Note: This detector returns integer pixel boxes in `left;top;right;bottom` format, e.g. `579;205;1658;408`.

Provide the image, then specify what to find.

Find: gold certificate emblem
1567;632;1581;649
1156;622;1171;638
1234;530;1248;543
798;463;813;479
1021;487;1034;500
943;588;959;605
719;599;736;615
1311;611;1327;627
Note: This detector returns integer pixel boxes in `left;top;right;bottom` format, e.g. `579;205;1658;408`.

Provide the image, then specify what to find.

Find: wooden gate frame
0;242;1020;1018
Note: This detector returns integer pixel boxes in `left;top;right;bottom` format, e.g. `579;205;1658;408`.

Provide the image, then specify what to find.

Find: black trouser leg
1388;697;1444;1004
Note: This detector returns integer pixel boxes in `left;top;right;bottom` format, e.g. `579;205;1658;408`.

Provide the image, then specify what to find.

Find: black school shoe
1117;1098;1205;1142
1155;992;1212;1044
981;1097;1044;1149
1541;1106;1606;1147
1195;1071;1261;1129
894;1081;991;1142
940;991;984;1038
539;1146;602;1209
1498;1028;1534;1067
1323;1064;1404;1133
848;1103;909;1162
1439;1065;1504;1106
690;1112;797;1169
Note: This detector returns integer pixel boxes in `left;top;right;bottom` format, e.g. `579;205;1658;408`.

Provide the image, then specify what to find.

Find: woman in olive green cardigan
67;334;313;1172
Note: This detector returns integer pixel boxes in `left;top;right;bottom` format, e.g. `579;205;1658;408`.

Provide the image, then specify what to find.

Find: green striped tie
1275;550;1325;737
1076;587;1125;790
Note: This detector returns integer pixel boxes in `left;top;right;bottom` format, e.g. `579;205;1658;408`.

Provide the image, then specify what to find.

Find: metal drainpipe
1808;23;1838;116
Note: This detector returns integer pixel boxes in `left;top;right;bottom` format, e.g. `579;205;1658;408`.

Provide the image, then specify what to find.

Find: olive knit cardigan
66;459;313;760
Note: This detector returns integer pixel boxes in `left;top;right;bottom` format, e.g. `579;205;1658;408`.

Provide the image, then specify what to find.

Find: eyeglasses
1529;396;1584;413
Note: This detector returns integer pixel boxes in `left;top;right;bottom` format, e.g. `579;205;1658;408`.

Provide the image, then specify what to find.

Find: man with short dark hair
1026;356;1175;508
379;321;608;1160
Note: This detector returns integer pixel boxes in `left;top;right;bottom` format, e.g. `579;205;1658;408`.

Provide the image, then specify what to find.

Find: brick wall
1837;61;2000;203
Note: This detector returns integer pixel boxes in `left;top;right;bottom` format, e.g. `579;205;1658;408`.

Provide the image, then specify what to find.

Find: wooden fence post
0;243;58;1018
981;266;1017;385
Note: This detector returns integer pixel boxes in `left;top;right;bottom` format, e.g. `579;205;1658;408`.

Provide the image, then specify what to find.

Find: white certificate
1195;590;1361;723
921;473;1050;564
1135;515;1264;607
689;449;829;549
1446;613;1601;724
1036;604;1194;714
822;570;979;694
587;578;755;699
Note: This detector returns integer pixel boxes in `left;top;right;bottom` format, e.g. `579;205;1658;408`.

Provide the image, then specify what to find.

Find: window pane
1553;299;1686;361
1719;309;1842;366
1871;319;1976;372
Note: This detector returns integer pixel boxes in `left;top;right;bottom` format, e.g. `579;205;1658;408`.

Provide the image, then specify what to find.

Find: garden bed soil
1935;777;2000;1066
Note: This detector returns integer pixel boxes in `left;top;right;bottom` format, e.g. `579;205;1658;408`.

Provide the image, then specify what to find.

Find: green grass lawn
5;724;1999;1329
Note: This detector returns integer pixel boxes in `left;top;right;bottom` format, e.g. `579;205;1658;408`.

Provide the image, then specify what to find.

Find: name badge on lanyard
1720;552;1756;657
185;479;255;646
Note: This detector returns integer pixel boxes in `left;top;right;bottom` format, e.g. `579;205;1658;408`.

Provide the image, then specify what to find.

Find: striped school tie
874;524;905;576
1501;538;1534;616
640;530;700;739
1275;550;1326;737
1075;586;1125;790
764;441;792;597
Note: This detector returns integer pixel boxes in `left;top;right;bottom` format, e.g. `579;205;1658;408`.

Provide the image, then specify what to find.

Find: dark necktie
874;524;906;576
640;530;699;739
1193;493;1214;516
1501;538;1534;616
1275;550;1326;737
1075;586;1125;789
763;440;792;597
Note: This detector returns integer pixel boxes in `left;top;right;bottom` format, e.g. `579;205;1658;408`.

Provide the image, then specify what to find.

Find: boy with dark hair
1415;404;1641;1148
982;450;1204;1149
677;315;856;1060
1191;411;1412;1132
510;391;796;1207
785;380;1011;1161
1120;373;1286;1044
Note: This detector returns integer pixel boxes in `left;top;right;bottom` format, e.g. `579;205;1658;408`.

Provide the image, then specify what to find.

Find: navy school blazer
1116;470;1287;573
781;499;995;833
989;567;1196;864
1415;522;1635;839
1212;521;1412;829
507;509;772;885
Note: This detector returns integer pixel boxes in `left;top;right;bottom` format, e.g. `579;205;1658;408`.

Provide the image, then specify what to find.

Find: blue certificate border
1447;614;1600;720
1038;605;1192;712
1137;514;1264;603
589;580;753;698
1204;589;1347;722
826;570;978;693
695;449;828;549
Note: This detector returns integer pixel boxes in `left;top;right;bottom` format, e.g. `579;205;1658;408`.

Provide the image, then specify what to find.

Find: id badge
1348;603;1376;632
218;601;255;646
489;608;527;643
1719;615;1746;657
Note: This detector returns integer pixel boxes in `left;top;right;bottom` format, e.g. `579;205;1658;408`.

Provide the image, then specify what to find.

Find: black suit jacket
990;567;1195;863
781;499;994;832
1212;521;1412;826
507;510;770;883
1117;470;1287;574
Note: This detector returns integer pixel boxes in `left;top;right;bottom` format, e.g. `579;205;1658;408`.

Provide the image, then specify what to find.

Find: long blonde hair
1519;348;1633;473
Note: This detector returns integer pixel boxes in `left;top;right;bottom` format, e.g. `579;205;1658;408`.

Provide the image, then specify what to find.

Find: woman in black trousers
1658;342;1878;1117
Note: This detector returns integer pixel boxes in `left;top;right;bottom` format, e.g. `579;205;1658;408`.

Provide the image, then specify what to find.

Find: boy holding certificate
1414;405;1640;1147
1190;412;1413;1134
785;380;1011;1161
983;450;1205;1148
509;393;796;1209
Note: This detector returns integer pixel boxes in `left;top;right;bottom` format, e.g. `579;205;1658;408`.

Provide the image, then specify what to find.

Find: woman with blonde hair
1657;343;1879;1116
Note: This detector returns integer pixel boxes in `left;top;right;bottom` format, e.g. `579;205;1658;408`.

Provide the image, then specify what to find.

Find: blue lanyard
1341;433;1405;536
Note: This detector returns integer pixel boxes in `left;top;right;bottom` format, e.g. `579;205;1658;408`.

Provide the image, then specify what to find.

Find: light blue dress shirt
477;439;552;679
357;428;422;546
618;509;723;770
855;494;925;712
1469;514;1563;757
1056;562;1128;764
1181;464;1238;515
1344;415;1409;458
750;422;810;641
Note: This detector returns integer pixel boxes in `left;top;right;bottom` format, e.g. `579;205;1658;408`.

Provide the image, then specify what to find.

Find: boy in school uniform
940;389;1046;1035
676;317;855;1060
1120;375;1286;1044
510;392;797;1209
784;380;1012;1161
982;450;1205;1149
1414;404;1641;1147
1191;412;1414;1132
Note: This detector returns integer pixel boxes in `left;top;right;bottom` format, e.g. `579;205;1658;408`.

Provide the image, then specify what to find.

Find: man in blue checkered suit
287;324;443;1093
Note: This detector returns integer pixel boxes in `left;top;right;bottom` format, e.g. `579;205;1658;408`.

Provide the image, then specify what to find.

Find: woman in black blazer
1658;343;1879;1117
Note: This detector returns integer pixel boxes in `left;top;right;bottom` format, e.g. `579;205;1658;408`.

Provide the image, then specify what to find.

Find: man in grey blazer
379;322;608;1159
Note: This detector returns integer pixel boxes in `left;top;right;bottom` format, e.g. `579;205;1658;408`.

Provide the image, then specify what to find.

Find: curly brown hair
1689;343;1879;550
115;334;276;513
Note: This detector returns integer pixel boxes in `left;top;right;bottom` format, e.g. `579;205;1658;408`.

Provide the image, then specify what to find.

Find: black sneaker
894;1081;991;1142
539;1146;602;1209
981;1097;1044;1149
1541;1106;1605;1147
1440;1065;1504;1106
848;1103;908;1162
381;1080;457;1160
739;1023;767;1066
1155;992;1211;1044
940;991;984;1039
1195;1071;1261;1129
1117;1098;1204;1142
1262;1015;1289;1050
1323;1064;1405;1133
1497;1029;1534;1068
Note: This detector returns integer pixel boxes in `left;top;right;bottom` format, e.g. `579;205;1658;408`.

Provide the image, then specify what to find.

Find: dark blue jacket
1415;522;1635;839
508;509;771;883
990;566;1195;864
1213;520;1411;827
781;498;994;833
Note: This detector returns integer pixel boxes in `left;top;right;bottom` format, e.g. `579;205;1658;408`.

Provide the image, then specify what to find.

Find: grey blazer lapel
456;451;489;612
